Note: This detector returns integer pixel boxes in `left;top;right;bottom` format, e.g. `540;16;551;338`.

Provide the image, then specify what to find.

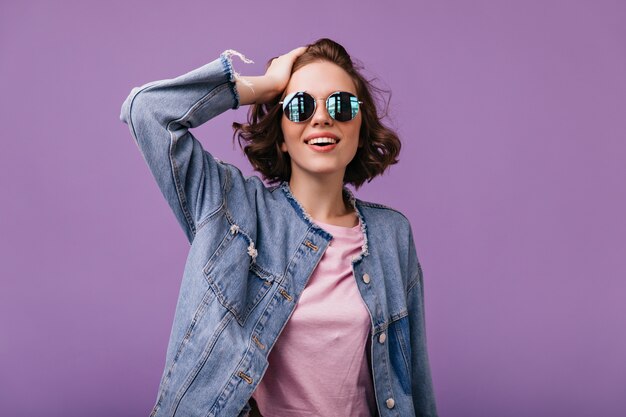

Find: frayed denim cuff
220;49;254;109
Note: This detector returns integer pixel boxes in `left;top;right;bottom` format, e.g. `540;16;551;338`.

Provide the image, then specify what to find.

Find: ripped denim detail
228;222;258;263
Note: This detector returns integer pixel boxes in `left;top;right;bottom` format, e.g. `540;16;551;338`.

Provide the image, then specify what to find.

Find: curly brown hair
231;38;401;190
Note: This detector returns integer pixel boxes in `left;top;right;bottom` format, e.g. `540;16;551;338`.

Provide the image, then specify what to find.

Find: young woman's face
280;61;362;182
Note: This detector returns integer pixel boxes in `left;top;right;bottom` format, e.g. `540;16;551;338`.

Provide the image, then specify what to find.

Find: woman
120;38;438;417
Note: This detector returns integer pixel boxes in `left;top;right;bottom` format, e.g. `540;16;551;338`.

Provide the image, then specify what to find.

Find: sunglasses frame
278;90;363;123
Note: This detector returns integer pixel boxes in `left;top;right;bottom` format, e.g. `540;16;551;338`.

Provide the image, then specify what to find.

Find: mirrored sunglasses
279;91;362;123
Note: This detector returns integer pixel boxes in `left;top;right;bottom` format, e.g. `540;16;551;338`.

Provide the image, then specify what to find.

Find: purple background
1;1;625;416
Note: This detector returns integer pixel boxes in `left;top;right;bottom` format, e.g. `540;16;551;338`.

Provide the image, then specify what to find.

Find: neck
287;171;354;224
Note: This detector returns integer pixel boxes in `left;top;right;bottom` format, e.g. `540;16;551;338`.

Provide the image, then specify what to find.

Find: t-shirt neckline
312;217;361;234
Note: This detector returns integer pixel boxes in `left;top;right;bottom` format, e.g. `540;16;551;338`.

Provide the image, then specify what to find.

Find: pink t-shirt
252;217;376;417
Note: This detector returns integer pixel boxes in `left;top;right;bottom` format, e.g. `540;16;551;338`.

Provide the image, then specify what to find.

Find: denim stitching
357;200;413;226
407;262;423;294
124;80;161;141
167;137;195;238
393;317;412;393
175;313;234;417
195;201;226;234
154;286;215;417
166;83;233;241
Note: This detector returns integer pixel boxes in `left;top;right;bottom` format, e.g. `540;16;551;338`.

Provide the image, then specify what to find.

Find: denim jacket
119;50;438;417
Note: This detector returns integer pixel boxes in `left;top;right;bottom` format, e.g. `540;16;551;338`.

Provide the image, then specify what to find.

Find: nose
310;98;333;126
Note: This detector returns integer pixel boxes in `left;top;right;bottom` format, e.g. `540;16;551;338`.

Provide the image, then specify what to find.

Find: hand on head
263;46;308;94
236;46;308;105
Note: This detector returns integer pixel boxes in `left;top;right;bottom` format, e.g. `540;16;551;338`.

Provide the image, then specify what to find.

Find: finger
288;46;308;56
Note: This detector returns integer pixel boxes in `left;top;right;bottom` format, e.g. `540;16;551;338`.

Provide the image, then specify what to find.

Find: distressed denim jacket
119;50;438;417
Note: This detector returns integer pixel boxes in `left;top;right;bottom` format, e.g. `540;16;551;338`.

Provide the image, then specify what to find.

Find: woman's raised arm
119;50;252;244
119;47;305;244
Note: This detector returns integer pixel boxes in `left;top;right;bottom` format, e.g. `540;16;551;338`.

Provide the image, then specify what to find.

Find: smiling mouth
304;138;341;146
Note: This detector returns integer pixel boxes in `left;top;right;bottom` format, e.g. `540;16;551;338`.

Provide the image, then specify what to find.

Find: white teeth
307;137;337;145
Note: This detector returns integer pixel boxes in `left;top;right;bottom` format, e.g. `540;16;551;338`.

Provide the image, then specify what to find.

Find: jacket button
362;273;370;284
385;397;395;409
378;332;386;343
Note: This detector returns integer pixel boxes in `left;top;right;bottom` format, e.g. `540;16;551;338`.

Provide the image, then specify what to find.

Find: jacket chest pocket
202;228;275;326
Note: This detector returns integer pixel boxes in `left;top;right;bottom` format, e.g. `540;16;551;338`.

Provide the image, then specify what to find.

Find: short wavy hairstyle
232;38;401;190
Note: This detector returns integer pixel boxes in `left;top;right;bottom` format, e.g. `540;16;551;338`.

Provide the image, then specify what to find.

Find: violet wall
1;1;624;416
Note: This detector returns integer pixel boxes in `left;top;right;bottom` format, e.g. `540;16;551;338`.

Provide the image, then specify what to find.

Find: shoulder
356;198;412;235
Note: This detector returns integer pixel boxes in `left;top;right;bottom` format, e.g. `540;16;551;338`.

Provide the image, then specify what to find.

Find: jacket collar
279;180;369;263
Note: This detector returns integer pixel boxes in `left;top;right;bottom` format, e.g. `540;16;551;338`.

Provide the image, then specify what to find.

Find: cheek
281;122;302;144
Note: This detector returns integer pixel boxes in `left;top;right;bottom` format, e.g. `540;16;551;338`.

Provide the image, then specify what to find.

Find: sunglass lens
283;92;315;122
328;92;360;122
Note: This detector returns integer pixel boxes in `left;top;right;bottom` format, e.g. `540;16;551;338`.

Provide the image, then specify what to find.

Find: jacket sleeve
406;226;439;417
119;50;252;244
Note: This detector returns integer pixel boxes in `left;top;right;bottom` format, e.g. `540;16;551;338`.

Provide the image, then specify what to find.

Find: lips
304;132;340;143
306;141;338;153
